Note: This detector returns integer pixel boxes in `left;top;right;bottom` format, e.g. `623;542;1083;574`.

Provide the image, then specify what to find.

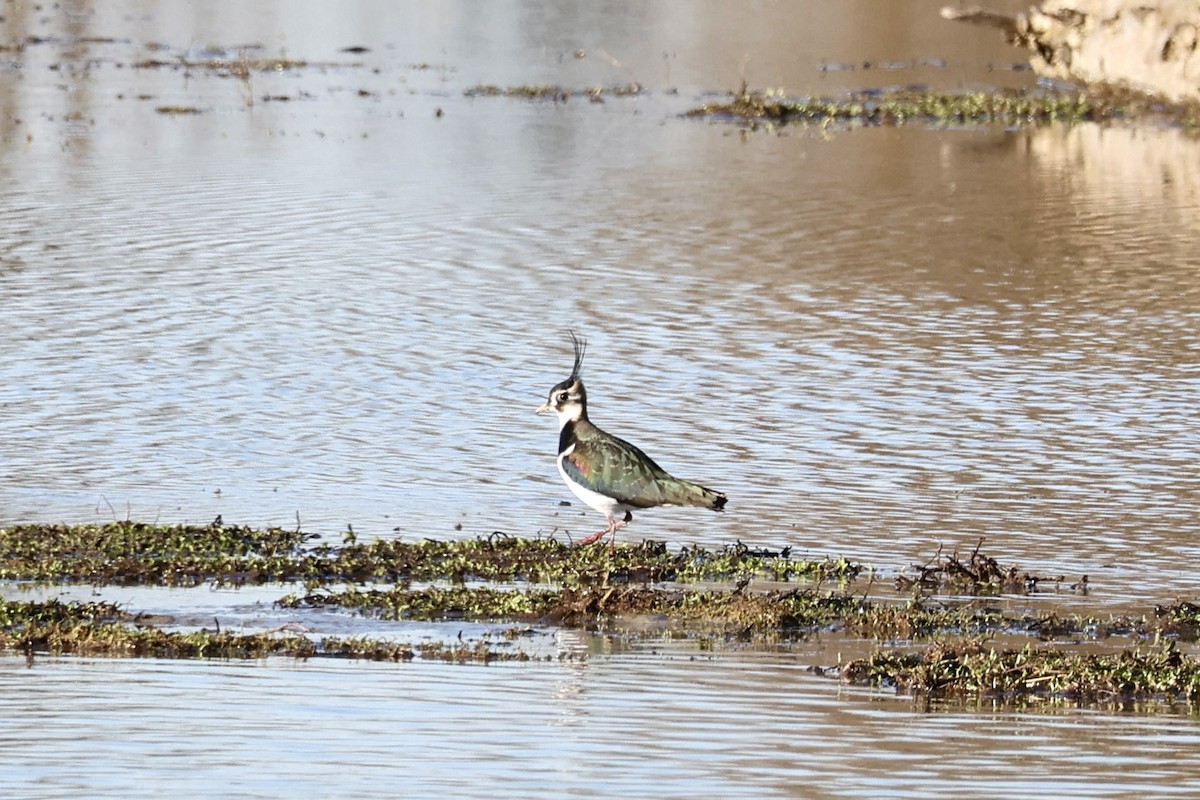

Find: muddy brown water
3;1;1200;797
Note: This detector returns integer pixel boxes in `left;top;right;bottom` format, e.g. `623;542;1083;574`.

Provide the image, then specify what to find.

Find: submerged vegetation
281;583;873;632
1;521;1198;709
684;86;1122;126
463;80;1198;129
0;521;856;586
842;640;1200;706
0;598;545;663
464;83;644;101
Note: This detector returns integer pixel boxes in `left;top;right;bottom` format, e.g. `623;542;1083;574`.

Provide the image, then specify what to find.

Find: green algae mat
2;521;1199;710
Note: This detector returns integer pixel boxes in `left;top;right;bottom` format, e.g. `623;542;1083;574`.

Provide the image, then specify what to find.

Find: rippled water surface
3;1;1200;797
6;650;1200;799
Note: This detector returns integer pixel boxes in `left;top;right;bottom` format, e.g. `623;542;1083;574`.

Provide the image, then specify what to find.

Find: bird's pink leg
607;516;629;551
575;515;616;547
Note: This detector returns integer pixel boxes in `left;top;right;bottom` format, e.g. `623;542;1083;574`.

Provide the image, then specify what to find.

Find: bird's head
535;332;588;426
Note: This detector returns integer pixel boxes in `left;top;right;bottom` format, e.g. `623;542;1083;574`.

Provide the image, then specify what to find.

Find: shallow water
6;650;1200;800
3;1;1200;796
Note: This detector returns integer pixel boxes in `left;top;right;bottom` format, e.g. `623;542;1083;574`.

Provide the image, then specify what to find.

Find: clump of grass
317;635;559;663
1151;601;1200;641
0;521;314;586
0;598;544;663
284;585;557;621
685;87;1134;127
843;599;1005;640
463;83;643;101
464;84;568;100
134;57;315;75
285;583;875;633
319;536;857;586
0;523;860;587
285;581;1117;640
0;597;315;659
841;640;1200;704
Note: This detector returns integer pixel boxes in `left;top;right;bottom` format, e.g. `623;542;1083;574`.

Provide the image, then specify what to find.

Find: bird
535;332;727;547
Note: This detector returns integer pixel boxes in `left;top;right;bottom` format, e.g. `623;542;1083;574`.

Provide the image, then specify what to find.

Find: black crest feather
569;331;587;380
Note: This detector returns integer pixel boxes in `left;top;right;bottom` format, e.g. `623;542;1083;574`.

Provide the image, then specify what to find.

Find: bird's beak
535;402;551;415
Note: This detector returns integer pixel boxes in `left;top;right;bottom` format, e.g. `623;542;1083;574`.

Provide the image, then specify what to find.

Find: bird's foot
575;529;610;547
574;514;629;548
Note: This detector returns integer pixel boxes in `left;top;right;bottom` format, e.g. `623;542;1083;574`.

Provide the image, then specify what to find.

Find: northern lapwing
535;332;727;546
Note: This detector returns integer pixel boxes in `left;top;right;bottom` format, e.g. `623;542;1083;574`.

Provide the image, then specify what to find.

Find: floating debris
895;538;1084;596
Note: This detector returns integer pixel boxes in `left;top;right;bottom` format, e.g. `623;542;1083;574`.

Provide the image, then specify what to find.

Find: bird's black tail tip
711;493;728;512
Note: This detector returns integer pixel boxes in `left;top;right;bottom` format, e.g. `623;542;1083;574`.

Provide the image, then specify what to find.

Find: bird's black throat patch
557;419;578;456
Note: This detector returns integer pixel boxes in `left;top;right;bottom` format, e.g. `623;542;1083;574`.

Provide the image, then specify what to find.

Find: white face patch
551;397;584;428
544;380;585;428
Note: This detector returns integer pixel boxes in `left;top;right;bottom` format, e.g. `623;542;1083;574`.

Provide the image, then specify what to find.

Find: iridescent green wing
561;428;678;509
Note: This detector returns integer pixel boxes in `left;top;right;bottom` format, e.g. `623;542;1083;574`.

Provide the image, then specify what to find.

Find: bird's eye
557;392;569;403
